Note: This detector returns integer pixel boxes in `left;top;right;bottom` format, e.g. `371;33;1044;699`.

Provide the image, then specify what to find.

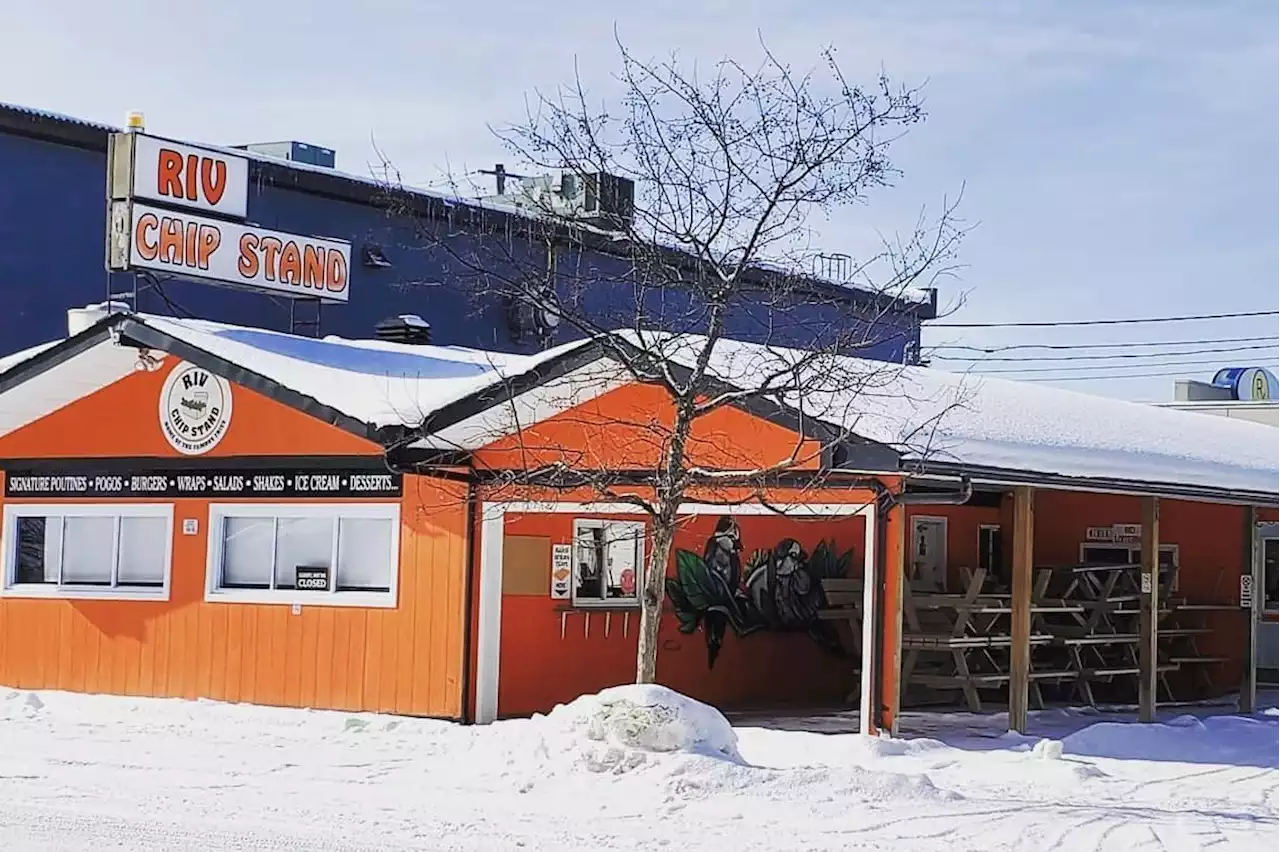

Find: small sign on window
1240;575;1254;609
295;566;330;592
551;544;572;599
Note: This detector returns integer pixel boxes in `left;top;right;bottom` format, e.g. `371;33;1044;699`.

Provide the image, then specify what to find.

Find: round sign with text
159;362;233;455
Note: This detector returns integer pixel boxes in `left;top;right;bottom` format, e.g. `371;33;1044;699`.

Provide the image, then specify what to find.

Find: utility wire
934;343;1279;364
967;356;1280;375
1022;365;1280;383
932;309;1278;329
931;335;1279;354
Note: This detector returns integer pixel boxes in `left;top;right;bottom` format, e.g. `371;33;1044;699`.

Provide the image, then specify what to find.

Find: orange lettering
302;245;325;288
184;222;198;267
197;225;221;270
201;158;227;206
157;149;183;198
134;213;159;261
259;237;282;281
158;217;184;264
279;241;302;285
238;234;259;277
326;249;348;293
185;153;199;201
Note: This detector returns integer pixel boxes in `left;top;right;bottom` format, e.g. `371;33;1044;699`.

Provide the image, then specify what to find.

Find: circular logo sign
159;362;233;455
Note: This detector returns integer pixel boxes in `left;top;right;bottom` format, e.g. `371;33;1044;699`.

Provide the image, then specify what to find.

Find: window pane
603;523;640;600
15;516;58;584
1082;546;1131;565
61;516;114;585
118;516;167;587
574;525;604;600
336;517;394;591
275;517;334;590
222;517;274;588
1263;538;1278;606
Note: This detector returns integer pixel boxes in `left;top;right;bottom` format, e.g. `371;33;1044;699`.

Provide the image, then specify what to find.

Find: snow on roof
0;340;60;375
639;334;1279;496
137;315;557;430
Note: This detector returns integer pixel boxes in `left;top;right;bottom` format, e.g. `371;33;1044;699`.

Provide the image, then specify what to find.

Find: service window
1;503;173;600
207;504;399;607
1080;543;1178;589
572;519;644;607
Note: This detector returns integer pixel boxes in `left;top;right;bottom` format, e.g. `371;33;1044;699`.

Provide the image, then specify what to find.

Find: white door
911;517;948;591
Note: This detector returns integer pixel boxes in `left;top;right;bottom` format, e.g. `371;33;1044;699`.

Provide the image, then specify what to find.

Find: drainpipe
869;475;973;734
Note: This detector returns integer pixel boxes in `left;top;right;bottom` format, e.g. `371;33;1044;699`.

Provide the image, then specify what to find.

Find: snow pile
1062;713;1278;767
542;684;743;774
1030;738;1064;760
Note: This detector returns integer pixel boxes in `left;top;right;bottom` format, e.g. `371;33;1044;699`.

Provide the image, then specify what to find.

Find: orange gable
0;358;379;459
472;381;821;473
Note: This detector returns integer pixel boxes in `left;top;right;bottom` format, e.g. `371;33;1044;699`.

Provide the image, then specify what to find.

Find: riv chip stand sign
105;132;351;302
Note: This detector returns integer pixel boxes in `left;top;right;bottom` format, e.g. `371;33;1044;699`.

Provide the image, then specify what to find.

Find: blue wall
0;125;921;362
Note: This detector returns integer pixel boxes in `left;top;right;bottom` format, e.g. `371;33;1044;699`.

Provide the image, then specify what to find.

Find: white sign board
551;544;572;600
110;201;351;302
1240;575;1254;609
1140;573;1153;594
129;135;249;218
1086;527;1114;542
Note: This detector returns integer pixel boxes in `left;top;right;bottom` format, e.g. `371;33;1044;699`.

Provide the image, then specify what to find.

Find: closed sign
296;567;330;592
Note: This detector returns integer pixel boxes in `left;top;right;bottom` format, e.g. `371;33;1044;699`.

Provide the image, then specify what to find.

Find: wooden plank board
1009;486;1034;734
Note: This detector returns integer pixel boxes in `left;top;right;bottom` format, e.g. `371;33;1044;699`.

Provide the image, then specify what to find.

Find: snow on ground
0;686;1275;851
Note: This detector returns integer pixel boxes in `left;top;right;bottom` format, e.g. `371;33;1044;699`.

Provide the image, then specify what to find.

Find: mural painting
665;516;856;668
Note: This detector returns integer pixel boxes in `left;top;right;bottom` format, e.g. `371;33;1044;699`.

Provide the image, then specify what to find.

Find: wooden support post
1241;506;1259;714
1008;486;1035;734
1139;495;1160;723
878;503;908;736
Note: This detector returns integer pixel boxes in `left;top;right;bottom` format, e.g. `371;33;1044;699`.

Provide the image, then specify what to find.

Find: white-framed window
1;503;173;601
572;518;644;607
206;503;400;608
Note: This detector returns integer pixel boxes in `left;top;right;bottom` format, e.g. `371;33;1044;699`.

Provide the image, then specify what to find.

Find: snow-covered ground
0;685;1275;851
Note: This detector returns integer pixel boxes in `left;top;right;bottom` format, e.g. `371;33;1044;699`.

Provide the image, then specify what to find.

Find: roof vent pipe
374;314;433;345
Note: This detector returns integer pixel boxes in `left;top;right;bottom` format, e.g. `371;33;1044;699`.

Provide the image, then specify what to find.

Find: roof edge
114;316;384;447
913;459;1279;507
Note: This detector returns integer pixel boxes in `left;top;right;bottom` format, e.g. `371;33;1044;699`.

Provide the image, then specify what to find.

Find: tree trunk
636;518;676;683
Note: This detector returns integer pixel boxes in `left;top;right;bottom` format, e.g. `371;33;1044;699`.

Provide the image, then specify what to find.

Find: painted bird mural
744;538;845;655
700;516;743;667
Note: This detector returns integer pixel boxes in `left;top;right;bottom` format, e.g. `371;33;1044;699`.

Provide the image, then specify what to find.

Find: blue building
0;102;935;359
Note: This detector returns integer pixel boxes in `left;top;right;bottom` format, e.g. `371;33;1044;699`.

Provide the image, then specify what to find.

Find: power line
967;356;1279;375
931;335;1279;354
1021;365;1280;383
932;309;1279;329
934;342;1279;364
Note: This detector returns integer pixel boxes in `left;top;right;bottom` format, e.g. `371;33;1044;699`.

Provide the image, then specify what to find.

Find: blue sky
4;1;1276;400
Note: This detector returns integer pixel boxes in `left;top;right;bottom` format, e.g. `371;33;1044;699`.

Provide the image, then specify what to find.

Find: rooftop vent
375;314;432;346
232;140;336;169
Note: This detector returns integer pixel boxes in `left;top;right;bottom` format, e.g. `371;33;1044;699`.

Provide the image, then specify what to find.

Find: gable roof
0;315;1275;504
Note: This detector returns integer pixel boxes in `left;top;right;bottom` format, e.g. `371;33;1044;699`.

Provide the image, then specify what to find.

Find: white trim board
474;500;879;730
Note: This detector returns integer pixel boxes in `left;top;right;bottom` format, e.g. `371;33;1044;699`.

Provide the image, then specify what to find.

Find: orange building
0;311;1275;734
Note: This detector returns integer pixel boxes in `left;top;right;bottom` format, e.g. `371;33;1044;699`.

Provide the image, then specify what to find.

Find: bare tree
381;38;965;684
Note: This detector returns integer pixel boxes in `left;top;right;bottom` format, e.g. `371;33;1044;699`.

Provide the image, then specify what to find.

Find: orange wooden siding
0;360;470;718
474;382;822;475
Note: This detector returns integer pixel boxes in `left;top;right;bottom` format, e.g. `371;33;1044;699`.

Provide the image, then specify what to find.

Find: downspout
459;476;478;723
869;475;973;734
